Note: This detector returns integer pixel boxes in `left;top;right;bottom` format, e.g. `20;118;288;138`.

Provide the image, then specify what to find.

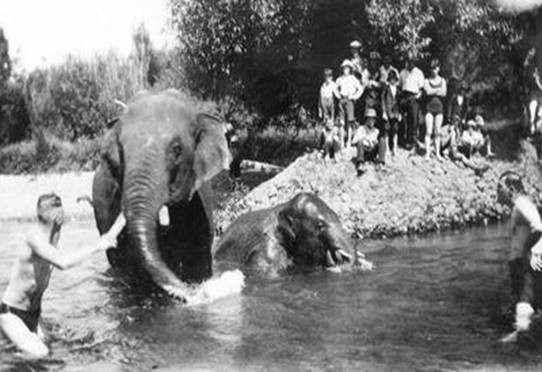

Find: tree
0;28;11;90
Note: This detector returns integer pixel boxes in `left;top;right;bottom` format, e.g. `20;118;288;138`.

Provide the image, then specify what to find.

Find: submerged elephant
92;90;231;299
214;193;373;275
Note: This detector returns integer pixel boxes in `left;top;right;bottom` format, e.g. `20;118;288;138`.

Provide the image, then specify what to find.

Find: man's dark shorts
0;303;41;332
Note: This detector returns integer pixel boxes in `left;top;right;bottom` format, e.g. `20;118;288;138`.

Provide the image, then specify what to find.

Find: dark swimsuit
426;78;445;115
0;302;41;332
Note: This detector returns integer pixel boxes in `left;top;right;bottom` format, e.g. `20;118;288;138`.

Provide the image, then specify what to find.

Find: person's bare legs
0;313;49;358
424;113;434;159
529;99;538;135
434;114;443;160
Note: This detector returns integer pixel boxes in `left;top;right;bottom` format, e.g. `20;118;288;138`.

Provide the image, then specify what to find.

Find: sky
0;0;172;73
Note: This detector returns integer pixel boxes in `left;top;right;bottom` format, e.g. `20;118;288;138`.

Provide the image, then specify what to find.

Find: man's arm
514;196;542;232
29;213;126;270
351;78;363;101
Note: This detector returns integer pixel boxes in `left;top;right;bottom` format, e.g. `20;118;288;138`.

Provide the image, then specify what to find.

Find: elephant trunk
123;156;188;295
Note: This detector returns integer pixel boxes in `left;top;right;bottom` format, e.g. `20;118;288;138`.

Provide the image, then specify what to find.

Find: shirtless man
0;193;125;358
497;172;542;342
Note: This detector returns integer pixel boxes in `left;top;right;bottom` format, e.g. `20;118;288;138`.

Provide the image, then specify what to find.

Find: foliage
25;53;146;140
0;133;100;174
0;76;30;145
0;28;11;90
365;0;435;59
169;0;312;100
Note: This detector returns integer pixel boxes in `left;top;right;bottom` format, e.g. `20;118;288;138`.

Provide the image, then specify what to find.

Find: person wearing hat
349;40;370;87
352;108;379;175
335;59;364;148
399;51;425;150
380;69;402;159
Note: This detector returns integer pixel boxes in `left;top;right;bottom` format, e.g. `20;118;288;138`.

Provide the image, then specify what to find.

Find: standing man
399;52;425;150
335;59;364;148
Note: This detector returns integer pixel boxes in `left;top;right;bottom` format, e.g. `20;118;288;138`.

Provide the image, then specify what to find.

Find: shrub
25;53;146;141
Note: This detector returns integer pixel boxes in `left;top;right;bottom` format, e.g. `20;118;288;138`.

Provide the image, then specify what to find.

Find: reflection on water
1;220;542;371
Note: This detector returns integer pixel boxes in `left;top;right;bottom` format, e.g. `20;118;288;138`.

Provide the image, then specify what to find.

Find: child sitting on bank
320;118;341;160
458;119;485;158
353;108;379;176
319;68;337;122
497;172;542;343
0;193;126;358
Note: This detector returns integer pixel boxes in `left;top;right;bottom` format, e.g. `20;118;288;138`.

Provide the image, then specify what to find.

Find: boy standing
352;108;380;176
335;59;364;148
381;70;402;159
318;68;337;122
497;172;542;342
0;193;126;358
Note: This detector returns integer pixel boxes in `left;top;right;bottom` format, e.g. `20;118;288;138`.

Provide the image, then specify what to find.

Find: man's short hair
37;193;63;223
497;171;525;205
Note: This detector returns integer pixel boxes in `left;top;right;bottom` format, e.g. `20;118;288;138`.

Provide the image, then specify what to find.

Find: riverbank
1;139;541;240
215;139;542;239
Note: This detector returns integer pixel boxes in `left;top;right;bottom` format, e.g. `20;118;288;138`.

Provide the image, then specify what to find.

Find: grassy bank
215;129;542;239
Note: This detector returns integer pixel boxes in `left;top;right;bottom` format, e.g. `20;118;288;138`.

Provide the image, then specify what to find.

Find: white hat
349;40;362;48
341;59;354;69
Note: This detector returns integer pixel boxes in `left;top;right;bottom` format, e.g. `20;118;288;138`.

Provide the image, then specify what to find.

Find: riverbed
1;220;542;371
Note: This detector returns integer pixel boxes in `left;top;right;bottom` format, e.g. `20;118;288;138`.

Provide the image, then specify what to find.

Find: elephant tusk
326;250;335;267
337;249;352;261
158;205;170;226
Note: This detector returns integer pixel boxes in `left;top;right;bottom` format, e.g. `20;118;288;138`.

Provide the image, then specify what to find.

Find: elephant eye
170;143;183;158
317;220;326;230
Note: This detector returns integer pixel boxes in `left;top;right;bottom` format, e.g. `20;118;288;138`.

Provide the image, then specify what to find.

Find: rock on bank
215;141;542;239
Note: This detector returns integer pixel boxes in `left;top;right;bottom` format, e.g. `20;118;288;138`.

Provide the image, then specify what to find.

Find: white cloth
335;75;363;100
461;129;484;147
320;81;336;100
400;67;425;94
353;125;379;148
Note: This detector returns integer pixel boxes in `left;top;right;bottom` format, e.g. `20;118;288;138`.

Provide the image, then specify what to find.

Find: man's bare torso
2;228;59;311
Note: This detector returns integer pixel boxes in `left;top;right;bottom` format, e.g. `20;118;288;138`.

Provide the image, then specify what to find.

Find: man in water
0;193;125;358
497;172;542;342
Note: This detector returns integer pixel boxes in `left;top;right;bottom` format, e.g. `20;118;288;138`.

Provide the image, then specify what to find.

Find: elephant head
276;193;360;269
92;90;231;298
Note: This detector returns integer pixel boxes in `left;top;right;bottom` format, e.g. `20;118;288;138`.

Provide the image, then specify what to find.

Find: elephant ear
101;118;123;181
277;207;297;252
191;113;232;197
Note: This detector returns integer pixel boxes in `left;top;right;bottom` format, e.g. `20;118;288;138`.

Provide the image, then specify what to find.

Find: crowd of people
318;40;495;175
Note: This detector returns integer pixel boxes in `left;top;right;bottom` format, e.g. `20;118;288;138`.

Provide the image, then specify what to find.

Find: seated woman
423;59;447;159
352;108;379;176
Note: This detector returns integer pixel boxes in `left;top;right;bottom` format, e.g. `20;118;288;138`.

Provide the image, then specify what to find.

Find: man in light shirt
335;59;364;148
399;53;425;150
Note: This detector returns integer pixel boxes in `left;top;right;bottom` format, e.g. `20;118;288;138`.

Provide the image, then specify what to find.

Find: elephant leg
167;188;213;283
92;164;123;266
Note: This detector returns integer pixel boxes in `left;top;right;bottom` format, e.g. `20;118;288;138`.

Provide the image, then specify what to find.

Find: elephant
213;193;373;275
92;90;231;300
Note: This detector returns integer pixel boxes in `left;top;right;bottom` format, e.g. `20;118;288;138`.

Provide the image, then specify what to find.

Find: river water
1;220;542;371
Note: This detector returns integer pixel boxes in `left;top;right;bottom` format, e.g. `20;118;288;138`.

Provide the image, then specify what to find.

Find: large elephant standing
92;90;231;299
214;193;373;275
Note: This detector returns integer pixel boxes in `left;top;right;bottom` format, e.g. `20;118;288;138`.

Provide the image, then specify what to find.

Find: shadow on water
3;220;542;370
